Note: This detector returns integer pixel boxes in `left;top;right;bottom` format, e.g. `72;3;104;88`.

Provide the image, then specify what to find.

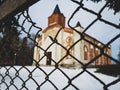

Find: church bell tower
48;5;65;27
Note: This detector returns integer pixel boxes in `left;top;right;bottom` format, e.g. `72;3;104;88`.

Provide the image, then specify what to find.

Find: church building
33;5;111;67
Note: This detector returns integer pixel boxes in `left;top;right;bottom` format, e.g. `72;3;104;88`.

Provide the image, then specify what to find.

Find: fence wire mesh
0;0;120;90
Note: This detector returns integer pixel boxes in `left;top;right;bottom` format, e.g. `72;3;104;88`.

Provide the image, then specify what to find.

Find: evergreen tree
0;17;33;65
0;17;20;65
16;37;33;65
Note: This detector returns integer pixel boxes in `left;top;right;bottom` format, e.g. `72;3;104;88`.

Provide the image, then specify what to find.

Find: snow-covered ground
0;66;120;90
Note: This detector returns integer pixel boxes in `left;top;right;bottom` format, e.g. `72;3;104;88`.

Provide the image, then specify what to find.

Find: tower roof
53;4;61;14
76;21;83;28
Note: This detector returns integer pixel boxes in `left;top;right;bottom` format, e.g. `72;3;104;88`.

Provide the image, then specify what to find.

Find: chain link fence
0;0;120;90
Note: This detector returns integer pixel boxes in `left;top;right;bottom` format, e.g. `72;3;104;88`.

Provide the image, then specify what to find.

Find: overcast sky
22;0;120;60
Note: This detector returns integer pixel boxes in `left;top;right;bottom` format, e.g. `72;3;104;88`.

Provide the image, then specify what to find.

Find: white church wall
33;46;38;65
39;50;46;65
40;27;65;65
56;29;63;64
73;27;83;66
61;31;74;65
40;36;56;65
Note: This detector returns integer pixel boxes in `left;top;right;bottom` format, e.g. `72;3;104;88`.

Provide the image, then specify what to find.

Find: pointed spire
76;21;83;28
53;4;61;14
76;22;81;27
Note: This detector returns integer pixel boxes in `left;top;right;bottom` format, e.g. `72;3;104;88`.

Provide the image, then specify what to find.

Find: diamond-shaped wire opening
48;68;69;89
72;69;104;90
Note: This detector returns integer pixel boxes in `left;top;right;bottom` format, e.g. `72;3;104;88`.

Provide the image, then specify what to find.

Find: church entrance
46;52;52;65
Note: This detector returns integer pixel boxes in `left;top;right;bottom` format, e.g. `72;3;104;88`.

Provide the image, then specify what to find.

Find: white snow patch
0;66;120;90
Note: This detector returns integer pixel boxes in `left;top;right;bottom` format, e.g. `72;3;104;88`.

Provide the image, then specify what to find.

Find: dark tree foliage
90;0;120;14
15;37;33;66
0;17;33;66
0;17;20;65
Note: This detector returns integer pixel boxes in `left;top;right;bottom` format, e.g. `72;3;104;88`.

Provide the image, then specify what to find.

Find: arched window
101;55;104;65
95;48;99;64
107;50;109;55
104;56;107;65
84;45;88;60
106;50;109;64
90;45;94;60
